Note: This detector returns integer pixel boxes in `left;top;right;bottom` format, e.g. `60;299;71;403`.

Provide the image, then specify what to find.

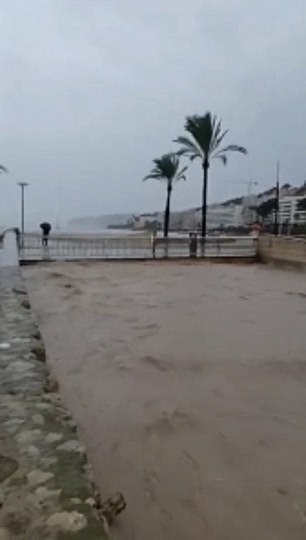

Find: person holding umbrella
40;222;52;246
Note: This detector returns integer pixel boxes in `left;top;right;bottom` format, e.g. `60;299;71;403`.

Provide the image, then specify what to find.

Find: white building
246;184;306;227
133;213;162;230
207;203;243;229
279;195;306;225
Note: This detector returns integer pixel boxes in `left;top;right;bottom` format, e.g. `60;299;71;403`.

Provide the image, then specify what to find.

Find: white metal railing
19;233;258;261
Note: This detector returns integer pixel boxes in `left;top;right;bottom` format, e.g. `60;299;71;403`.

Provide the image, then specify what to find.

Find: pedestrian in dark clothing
40;222;51;246
13;227;21;249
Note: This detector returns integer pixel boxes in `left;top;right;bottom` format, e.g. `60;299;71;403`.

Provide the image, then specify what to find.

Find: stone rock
2;511;31;535
70;498;82;505
57;440;85;454
35;402;52;411
57;408;72;420
4;418;24;433
46;511;87;532
6;313;24;322
4;400;25;418
24;446;40;458
27;469;54;487
0;343;10;350
85;497;95;507
43;375;59;393
32;414;44;426
0;527;11;540
0;455;18;482
16;429;41;445
10;337;31;344
31;329;42;340
0;487;6;507
32;486;61;506
12;286;27;295
45;432;63;444
44;392;62;403
67;419;78;431
83;463;94;483
31;345;46;363
21;299;31;309
6;360;33;373
99;492;127;525
41;457;58;467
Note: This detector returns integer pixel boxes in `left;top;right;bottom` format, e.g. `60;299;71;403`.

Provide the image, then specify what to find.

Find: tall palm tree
174;112;247;237
143;153;187;237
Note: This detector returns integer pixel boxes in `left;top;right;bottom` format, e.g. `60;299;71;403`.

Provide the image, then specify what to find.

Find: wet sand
23;261;306;540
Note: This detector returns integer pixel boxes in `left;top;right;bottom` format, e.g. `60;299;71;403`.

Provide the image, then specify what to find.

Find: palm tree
143;153;187;237
0;165;8;173
174;113;247;238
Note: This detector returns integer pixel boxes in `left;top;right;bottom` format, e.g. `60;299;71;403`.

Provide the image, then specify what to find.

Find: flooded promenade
24;261;306;540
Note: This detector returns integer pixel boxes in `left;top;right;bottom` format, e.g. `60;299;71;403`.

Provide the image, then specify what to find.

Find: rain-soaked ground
23;261;306;540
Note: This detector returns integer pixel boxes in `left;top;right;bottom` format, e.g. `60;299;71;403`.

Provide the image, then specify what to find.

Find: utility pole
17;182;29;248
274;162;280;236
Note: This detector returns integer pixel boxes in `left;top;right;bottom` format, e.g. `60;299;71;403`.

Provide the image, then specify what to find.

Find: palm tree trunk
201;159;209;254
164;184;172;238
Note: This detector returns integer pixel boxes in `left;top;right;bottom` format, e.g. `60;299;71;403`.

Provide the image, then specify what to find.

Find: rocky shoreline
0;267;107;539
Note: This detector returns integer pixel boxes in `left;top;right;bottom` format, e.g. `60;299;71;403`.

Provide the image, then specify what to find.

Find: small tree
256;198;276;223
143;154;187;237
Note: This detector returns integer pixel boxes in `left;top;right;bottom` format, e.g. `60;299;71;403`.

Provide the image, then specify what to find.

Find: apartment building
279;195;306;225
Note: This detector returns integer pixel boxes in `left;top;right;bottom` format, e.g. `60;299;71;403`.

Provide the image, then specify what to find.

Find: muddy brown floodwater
23;261;306;540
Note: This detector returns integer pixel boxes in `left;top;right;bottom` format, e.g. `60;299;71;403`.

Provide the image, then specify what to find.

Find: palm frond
211;128;229;153
212;144;247;167
209;117;223;152
214;144;247;155
173;135;202;160
143;153;187;184
212;154;228;165
143;172;163;181
190;153;200;161
176;165;188;181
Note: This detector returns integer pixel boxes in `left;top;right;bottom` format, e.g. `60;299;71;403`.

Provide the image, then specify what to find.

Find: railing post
151;233;156;259
164;237;169;259
200;235;205;258
217;237;221;256
189;233;197;258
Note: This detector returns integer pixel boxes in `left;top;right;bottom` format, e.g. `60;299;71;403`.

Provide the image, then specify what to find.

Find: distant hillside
68;182;306;232
68;214;135;230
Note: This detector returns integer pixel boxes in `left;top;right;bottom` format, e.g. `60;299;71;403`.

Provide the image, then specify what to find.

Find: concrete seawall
0;236;107;538
258;235;306;270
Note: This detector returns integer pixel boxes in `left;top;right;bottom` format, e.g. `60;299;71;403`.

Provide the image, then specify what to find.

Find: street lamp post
17;182;29;248
274;161;280;236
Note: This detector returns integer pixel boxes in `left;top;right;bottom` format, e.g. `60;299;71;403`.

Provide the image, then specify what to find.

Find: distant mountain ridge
68;213;135;229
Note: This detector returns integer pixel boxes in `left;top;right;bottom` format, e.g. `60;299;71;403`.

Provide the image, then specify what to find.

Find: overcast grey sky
1;0;306;228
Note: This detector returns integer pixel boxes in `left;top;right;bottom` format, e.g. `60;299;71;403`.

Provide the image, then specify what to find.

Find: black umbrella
40;222;51;234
